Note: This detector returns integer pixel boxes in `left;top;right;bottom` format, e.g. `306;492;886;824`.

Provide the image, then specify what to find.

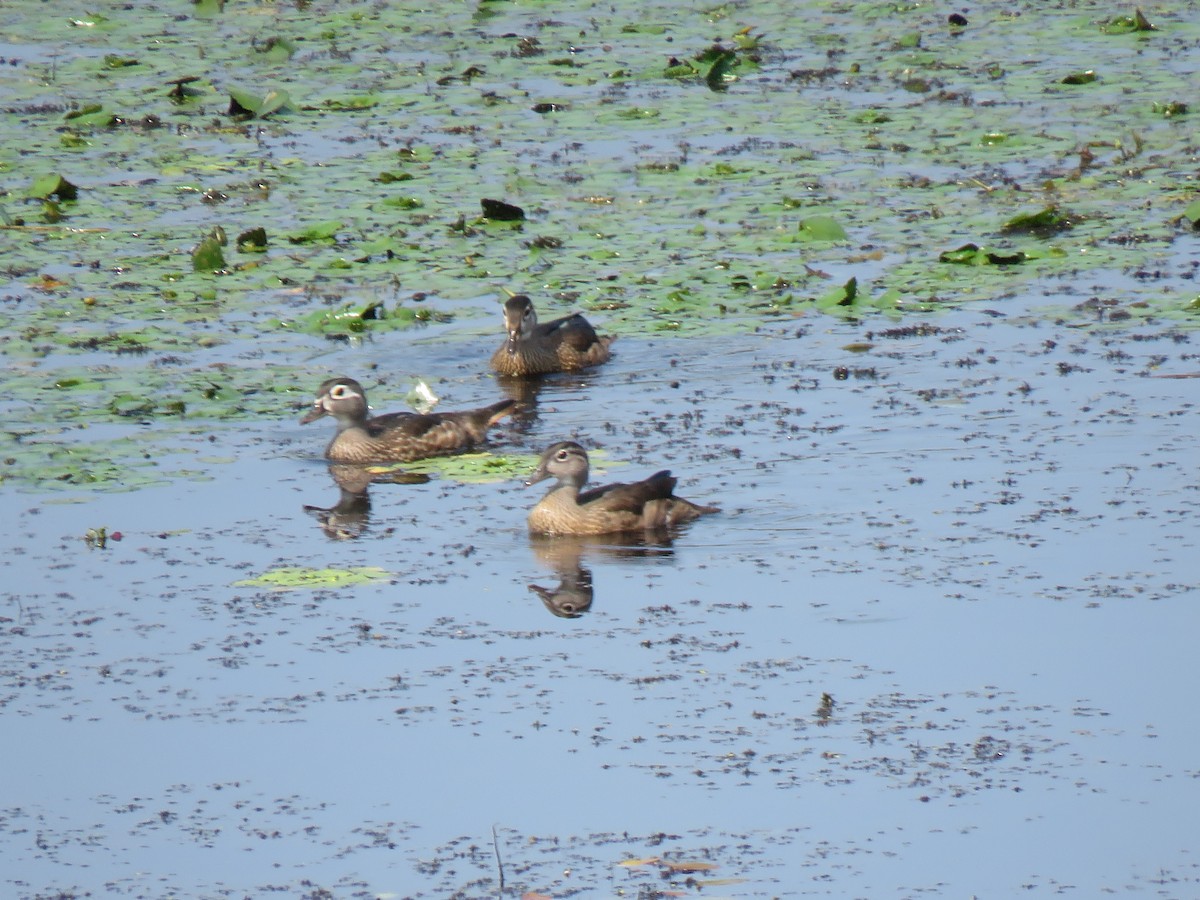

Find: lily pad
1100;9;1154;34
1001;206;1074;235
1061;70;1097;86
940;243;1029;266
192;227;227;272
1182;199;1200;230
797;215;849;242
233;566;391;590
400;452;539;484
705;49;738;91
28;174;79;201
480;198;524;221
275;300;423;336
228;87;293;119
287;221;343;244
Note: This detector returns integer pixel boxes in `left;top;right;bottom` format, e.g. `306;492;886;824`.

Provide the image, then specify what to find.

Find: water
4;303;1199;896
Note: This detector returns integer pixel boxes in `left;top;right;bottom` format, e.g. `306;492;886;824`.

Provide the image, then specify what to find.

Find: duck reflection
495;372;598;435
526;533;677;618
529;563;595;618
303;463;429;540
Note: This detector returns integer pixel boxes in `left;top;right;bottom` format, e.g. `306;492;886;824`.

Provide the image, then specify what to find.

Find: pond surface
2;0;1200;897
6;305;1200;897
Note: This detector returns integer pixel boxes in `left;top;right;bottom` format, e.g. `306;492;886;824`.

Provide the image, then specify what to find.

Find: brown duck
525;441;717;535
490;294;614;376
300;376;515;463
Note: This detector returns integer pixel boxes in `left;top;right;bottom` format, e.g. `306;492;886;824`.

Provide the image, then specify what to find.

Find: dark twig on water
492;823;505;897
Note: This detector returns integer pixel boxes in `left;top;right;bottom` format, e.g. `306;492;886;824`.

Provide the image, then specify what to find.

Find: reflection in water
302;464;429;540
496;372;597;434
526;533;677;618
529;564;594;618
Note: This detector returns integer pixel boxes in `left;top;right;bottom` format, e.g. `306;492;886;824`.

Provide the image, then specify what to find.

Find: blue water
4;309;1199;897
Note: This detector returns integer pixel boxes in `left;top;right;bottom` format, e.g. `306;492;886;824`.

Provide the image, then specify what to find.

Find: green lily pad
65;106;115;127
322;94;381;111
815;276;859;309
400;452;539;484
1100;9;1154;34
192;227;227;271
1182;199;1200;229
274;300;427;336
705;49;738;91
28;174;78;201
256;37;296;63
235;227;268;252
1152;100;1187;118
939;243;1028;266
228;87;294;119
1061;70;1097;85
1002;206;1074;235
797;215;849;242
233;566;391;590
287;221;343;244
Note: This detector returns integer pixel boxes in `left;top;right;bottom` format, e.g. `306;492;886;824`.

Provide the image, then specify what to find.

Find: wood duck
525;441;717;535
490;294;615;376
300;377;515;463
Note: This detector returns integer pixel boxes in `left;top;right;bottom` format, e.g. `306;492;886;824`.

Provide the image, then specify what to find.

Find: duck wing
540;313;602;352
577;470;677;512
364;399;514;444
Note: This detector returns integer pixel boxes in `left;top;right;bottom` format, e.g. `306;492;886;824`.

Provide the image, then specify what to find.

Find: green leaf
797;215;848;242
228;87;293;118
233;566;390;590
287;221;343;244
192;228;227;272
1100;9;1155;34
235;227;268;252
1061;70;1097;85
1002;206;1073;235
227;88;260;117
191;0;224;18
664;62;699;79
1152;100;1187;118
396;452;540;484
815;276;858;308
323;95;380;110
274;300;429;336
939;243;1030;266
380;196;424;210
63;104;114;127
705;49;738;91
256;37;296;62
257;89;291;117
614;106;662;118
1182;199;1200;229
28;174;78;201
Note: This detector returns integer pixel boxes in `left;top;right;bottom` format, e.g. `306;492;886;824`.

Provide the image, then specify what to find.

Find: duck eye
330;386;349;399
555;449;570;461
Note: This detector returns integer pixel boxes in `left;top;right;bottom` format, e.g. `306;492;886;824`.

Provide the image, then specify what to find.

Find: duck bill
299;404;327;425
505;331;520;355
524;466;549;487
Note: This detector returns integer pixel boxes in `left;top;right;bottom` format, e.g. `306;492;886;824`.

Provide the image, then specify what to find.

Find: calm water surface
4;306;1199;897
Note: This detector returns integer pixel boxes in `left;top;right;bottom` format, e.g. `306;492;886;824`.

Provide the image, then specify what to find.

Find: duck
300;376;515;463
525;441;717;535
490;294;614;376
